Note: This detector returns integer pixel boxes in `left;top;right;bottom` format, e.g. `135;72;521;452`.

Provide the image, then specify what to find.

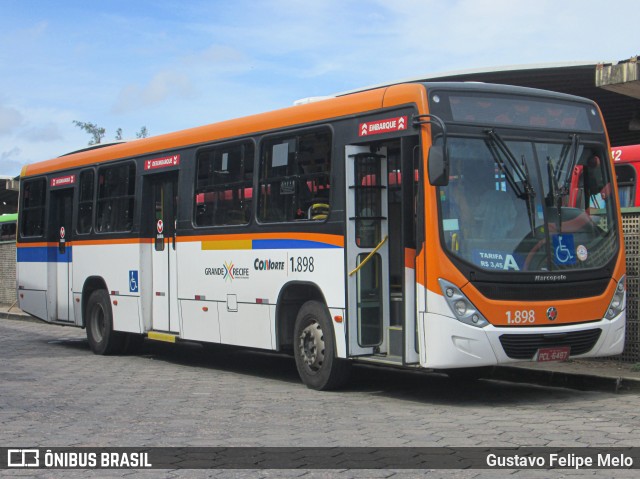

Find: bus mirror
428;145;449;186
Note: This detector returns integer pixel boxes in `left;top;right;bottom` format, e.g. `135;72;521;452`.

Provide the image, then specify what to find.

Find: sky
0;0;639;177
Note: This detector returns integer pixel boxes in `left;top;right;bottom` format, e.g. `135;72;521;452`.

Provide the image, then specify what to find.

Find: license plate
536;346;570;362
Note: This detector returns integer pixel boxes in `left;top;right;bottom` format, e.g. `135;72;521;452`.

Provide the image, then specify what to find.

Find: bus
16;81;626;390
0;213;17;241
612;144;640;207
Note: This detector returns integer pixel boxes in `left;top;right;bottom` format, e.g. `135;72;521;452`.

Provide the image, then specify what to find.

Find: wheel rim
298;320;325;372
90;303;106;343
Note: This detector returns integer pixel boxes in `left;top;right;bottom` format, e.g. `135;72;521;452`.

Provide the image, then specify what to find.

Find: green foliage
72;121;105;146
136;126;149;139
73;121;149;145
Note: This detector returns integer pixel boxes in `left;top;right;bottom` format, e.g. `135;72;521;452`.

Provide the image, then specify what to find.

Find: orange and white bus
16;81;626;389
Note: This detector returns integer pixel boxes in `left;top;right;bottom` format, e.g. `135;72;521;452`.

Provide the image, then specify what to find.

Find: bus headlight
438;279;489;328
605;275;626;320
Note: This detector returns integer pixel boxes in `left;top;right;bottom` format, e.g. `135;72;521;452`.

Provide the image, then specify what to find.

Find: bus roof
612;144;640;163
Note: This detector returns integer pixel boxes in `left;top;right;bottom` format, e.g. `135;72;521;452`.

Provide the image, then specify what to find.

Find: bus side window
20;178;46;238
77;169;95;234
615;164;636;208
258;129;331;223
96;163;135;233
194;142;254;227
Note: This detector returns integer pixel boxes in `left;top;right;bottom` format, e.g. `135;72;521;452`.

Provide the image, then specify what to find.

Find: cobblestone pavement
1;318;639;478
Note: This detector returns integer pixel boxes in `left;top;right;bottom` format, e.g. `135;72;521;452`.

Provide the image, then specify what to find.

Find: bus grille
499;329;602;360
472;278;609;301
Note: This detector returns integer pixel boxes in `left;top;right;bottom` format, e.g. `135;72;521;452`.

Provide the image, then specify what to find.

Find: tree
73;121;105;145
73;121;149;145
136;126;149;139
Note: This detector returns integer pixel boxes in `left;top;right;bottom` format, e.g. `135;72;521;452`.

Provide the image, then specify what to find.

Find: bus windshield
439;135;618;272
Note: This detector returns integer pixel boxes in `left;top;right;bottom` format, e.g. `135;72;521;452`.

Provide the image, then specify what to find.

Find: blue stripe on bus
17;246;73;263
252;239;340;249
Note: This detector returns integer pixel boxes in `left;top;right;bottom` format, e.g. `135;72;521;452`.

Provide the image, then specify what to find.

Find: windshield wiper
485;129;537;235
562;134;580;191
546;157;564;232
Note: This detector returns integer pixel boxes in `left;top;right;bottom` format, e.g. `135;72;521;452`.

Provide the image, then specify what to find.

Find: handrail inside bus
348;235;388;277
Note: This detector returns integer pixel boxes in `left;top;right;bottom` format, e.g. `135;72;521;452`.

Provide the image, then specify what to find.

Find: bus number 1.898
290;256;315;273
505;310;536;324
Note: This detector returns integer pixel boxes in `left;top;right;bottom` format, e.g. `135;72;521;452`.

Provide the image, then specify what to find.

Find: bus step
388;326;403;357
147;331;178;343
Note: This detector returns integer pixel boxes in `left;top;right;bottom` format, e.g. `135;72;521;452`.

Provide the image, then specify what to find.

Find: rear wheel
85;289;124;355
293;300;351;390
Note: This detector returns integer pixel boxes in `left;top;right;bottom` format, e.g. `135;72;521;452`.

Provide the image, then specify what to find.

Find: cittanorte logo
254;258;285;271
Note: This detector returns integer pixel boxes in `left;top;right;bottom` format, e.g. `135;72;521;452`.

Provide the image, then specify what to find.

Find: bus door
49;187;74;322
345;145;390;356
147;173;179;333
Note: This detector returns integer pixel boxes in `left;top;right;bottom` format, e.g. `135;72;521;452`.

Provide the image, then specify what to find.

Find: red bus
612;144;640;208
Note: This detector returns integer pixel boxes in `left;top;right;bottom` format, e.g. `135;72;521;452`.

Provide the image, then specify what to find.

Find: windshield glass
439;136;618;272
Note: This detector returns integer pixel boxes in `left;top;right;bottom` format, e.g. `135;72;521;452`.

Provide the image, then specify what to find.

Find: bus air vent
499;329;602;360
471;278;609;301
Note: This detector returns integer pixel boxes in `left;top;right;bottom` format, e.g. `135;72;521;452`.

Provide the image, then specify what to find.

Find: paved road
1;317;639;478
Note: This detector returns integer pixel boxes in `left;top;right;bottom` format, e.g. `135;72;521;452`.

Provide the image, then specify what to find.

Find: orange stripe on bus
17;238;153;248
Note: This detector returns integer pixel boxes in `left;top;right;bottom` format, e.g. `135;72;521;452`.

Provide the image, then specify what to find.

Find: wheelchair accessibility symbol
129;270;139;293
552;234;576;266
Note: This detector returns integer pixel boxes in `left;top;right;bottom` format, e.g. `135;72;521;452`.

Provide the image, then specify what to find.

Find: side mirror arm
413;114;449;186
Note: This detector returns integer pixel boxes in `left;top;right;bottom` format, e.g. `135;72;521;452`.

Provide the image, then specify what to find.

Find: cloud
188;45;248;67
0;147;26;176
112;70;195;114
0;106;24;136
19;122;63;142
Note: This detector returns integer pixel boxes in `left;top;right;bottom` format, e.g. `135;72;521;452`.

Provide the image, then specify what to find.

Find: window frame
95;161;137;234
20;177;47;239
76;168;96;235
257;126;333;224
193;139;256;228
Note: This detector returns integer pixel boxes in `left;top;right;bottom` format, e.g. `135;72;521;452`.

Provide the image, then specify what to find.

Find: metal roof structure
0;177;18;215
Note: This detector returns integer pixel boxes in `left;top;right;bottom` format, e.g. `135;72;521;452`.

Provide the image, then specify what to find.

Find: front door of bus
149;174;179;333
345;145;390;356
49;187;74;322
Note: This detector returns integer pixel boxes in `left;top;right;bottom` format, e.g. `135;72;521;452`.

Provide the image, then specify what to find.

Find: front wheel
293;300;351;390
85;289;124;355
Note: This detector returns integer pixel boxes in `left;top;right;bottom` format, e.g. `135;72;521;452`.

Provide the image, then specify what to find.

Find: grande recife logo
204;261;250;282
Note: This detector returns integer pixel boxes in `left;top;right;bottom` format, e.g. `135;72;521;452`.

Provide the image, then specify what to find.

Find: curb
0;310;40;323
492;365;640;394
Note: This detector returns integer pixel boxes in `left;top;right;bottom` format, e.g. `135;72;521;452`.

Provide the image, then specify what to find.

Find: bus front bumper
421;311;626;370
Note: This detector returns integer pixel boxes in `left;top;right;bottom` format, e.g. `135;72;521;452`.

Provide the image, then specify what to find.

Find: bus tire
293;300;351;390
85;289;124;355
